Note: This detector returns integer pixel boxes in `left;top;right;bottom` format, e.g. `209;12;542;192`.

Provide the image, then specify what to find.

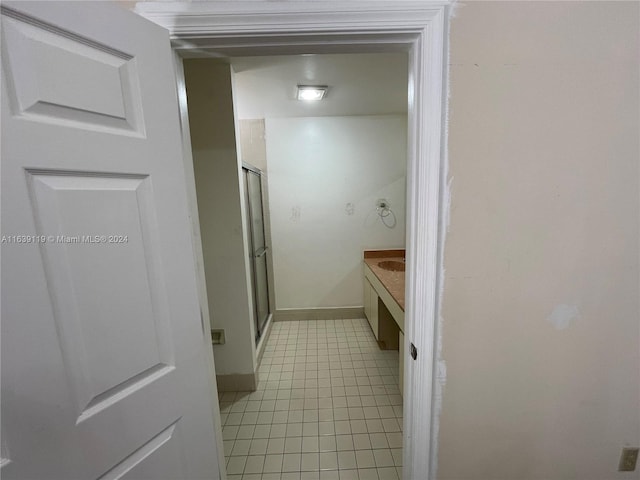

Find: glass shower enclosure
242;165;271;343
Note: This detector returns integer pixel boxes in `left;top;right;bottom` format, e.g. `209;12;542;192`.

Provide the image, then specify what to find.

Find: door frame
242;163;271;343
137;2;452;478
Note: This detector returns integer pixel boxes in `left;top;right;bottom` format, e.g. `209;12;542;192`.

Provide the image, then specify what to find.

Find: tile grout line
220;318;403;479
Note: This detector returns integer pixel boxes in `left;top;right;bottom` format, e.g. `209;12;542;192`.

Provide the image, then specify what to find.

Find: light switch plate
619;447;639;471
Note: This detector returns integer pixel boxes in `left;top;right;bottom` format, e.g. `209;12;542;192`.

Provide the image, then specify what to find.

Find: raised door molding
136;1;451;56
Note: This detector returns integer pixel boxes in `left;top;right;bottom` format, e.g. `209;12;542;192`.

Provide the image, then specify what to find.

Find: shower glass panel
243;166;270;342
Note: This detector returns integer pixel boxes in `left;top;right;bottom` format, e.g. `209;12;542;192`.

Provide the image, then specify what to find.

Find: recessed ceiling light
297;85;328;101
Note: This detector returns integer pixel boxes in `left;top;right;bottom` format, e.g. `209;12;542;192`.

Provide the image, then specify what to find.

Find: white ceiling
230;53;408;120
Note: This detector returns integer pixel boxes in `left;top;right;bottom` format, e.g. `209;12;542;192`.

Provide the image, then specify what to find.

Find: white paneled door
1;2;220;479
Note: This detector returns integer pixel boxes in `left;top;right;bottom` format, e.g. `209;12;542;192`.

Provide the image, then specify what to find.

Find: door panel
26;171;175;420
1;10;144;135
98;421;183;480
1;2;219;479
254;250;270;334
246;171;270;335
246;171;266;251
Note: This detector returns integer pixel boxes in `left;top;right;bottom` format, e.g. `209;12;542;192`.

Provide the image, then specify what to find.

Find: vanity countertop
363;249;405;311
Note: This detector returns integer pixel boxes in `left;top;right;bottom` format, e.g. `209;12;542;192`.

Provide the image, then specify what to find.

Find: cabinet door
364;277;371;321
364;278;379;339
370;286;379;340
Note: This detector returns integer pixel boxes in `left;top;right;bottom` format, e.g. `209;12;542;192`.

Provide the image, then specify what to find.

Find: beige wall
437;2;639;479
184;61;257;380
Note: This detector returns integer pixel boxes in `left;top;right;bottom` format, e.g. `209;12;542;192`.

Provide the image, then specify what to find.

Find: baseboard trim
274;307;365;322
216;373;258;392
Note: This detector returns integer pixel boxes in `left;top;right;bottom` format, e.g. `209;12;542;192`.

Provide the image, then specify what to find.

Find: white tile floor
219;318;403;480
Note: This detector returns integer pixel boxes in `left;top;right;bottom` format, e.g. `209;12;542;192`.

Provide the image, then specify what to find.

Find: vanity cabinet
363;257;405;396
364;263;403;334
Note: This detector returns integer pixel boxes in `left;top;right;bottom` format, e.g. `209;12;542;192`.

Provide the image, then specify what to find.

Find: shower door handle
255;247;268;258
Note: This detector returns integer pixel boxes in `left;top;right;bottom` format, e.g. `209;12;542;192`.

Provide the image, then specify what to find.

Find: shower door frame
242;163;271;343
137;2;451;479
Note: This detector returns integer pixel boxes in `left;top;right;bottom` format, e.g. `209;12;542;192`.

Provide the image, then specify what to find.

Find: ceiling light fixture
297;85;328;101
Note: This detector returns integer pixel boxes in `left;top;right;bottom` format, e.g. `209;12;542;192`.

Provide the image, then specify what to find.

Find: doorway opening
184;51;410;478
138;2;450;478
181;48;420;480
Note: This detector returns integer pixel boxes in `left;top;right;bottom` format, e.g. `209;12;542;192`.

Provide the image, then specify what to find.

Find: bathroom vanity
363;250;405;394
